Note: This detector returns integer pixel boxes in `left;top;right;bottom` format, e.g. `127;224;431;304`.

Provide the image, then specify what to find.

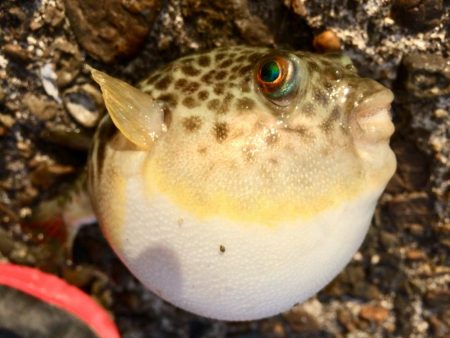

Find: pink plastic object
0;263;120;338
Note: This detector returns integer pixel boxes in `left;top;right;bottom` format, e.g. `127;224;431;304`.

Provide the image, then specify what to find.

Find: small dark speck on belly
219;245;226;253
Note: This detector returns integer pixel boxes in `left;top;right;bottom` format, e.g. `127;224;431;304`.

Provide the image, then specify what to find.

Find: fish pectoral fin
90;68;166;150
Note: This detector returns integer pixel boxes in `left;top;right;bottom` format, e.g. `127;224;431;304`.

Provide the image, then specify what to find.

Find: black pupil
260;61;280;83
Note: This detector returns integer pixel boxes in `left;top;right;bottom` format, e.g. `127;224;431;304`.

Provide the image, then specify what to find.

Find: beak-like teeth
357;107;395;142
353;89;395;143
354;89;394;118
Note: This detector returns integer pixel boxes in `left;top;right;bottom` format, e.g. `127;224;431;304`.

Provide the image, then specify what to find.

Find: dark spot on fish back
181;65;201;77
182;116;202;132
214;122;229;142
201;70;216;84
247;53;262;63
155;75;173;90
219;59;233;68
207;98;220;112
157;93;178;108
198;55;211;67
182;97;198;109
240;64;253;73
215;70;228;81
236;97;255;111
213;83;225;95
215;53;226;62
175;78;188;89
198;90;209;101
182;81;200;94
236;55;246;63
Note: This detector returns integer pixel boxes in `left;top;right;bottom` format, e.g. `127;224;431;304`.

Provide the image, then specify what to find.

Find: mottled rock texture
64;0;162;63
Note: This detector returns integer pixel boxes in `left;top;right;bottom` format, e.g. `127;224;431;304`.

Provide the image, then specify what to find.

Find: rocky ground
0;0;449;337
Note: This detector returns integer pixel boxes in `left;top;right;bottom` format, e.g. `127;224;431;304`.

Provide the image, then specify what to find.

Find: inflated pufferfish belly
89;46;396;321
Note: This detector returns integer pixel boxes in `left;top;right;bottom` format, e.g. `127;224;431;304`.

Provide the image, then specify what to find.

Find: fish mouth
352;88;395;143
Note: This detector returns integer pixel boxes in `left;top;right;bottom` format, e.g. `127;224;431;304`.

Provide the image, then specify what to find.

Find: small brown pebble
272;322;286;337
42;5;65;27
359;305;389;323
30;163;75;189
337;308;356;332
3;43;32;63
283;307;320;332
405;248;426;261
219;245;226;253
313;30;341;53
8;7;27;22
24;94;60;121
0;114;14;128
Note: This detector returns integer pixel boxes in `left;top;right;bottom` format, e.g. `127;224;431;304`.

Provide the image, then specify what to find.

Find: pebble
23;93;60;120
283;307;320;332
0;114;15;128
359;305;389;324
380;231;399;248
337;308;356;332
40;63;61;103
391;0;444;32
405;248;427;261
2;43;32;63
8;6;27;23
313;30;341;52
42;4;65;28
64;0;162;63
30;162;75;189
399;53;450;99
63;84;104;128
52;37;82;87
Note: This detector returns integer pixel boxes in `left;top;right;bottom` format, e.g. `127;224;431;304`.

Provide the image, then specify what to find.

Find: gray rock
399;53;450;99
391;0;445;32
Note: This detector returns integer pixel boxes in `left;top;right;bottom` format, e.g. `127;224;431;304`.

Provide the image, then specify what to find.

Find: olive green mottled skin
90;46;392;224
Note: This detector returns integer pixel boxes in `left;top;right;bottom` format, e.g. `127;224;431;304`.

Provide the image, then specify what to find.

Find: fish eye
256;54;300;107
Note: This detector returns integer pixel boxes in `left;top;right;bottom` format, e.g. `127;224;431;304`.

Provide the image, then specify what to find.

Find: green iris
260;61;280;83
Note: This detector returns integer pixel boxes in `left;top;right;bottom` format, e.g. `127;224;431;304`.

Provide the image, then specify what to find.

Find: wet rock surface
0;0;449;337
64;0;162;63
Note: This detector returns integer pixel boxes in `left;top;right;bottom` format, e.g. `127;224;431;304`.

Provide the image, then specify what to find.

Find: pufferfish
82;46;395;321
